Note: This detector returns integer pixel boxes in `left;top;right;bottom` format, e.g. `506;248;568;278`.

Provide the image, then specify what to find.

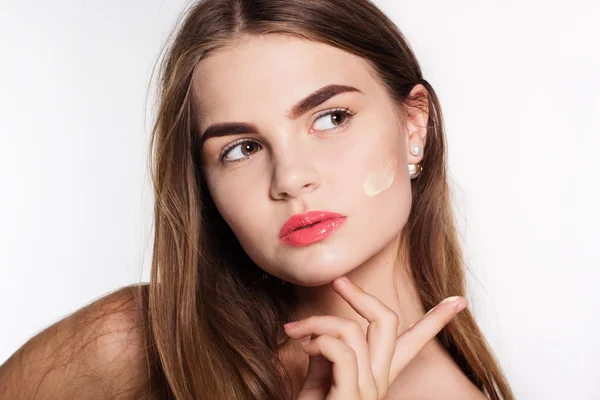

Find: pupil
332;112;345;125
242;143;254;156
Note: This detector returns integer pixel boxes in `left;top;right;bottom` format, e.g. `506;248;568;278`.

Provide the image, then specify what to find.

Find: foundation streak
362;156;398;197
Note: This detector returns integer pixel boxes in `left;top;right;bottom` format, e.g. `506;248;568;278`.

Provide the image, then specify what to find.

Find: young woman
0;0;514;399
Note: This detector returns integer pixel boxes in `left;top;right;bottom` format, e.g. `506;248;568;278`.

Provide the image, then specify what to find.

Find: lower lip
280;217;347;247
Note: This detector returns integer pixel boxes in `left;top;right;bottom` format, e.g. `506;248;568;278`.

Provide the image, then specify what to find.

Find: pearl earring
409;144;421;156
408;163;423;179
408;143;423;179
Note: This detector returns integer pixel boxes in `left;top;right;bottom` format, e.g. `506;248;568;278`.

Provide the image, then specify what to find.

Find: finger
285;315;377;396
299;353;332;399
331;276;399;394
389;296;467;383
301;335;360;398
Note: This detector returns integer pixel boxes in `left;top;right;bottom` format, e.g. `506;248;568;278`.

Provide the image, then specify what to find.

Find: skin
193;34;486;399
363;155;398;197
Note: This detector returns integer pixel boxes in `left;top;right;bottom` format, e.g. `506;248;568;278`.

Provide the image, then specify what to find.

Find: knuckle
313;334;326;345
348;320;365;342
313;334;333;347
384;309;399;325
349;319;363;333
340;345;356;361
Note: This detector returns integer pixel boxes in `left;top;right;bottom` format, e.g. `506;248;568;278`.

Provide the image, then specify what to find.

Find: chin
276;249;361;287
287;274;340;287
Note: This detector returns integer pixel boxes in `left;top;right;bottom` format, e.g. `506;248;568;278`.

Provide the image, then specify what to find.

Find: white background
1;1;598;398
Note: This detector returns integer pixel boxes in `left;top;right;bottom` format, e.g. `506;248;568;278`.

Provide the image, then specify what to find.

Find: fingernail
440;296;460;305
455;301;467;313
338;275;350;282
284;321;299;329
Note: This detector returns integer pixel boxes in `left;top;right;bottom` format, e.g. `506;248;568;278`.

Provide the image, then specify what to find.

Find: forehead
191;34;379;128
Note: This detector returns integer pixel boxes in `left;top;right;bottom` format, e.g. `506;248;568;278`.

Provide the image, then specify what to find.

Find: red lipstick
279;210;346;247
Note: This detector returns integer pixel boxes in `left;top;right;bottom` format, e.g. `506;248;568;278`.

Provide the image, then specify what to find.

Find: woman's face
193;34;425;286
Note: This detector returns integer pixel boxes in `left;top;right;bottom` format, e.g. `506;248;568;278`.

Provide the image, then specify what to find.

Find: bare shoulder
0;284;160;400
388;364;488;400
386;340;489;400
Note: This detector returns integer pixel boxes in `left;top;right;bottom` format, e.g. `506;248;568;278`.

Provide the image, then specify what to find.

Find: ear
403;84;429;164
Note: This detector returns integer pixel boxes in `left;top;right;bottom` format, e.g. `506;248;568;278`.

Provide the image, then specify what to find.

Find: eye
220;140;262;163
311;107;355;132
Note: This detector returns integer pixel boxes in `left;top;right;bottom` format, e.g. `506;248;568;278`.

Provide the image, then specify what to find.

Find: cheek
206;171;270;245
362;155;398;197
369;173;412;225
335;125;406;198
363;148;411;206
348;132;411;232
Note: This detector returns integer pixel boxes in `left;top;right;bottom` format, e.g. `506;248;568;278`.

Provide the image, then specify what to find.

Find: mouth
279;210;347;247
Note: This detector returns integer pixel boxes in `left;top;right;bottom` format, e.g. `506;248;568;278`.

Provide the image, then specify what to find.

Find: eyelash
218;106;357;163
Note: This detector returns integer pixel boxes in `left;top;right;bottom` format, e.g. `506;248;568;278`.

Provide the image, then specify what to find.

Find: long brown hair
134;0;515;398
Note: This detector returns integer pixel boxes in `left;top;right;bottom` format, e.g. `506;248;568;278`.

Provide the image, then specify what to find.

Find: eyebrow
198;84;362;149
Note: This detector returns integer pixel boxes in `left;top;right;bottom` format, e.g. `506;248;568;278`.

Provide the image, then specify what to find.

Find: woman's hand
283;276;467;400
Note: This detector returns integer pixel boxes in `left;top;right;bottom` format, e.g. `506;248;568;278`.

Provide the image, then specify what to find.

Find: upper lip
279;210;345;238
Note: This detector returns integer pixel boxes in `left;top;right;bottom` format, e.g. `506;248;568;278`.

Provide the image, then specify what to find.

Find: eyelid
310;106;356;132
218;138;261;162
218;106;356;163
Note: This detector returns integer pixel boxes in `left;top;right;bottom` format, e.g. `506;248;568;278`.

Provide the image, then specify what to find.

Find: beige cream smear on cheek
362;156;398;197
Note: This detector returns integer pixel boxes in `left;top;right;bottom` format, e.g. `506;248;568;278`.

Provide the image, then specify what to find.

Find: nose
269;153;321;200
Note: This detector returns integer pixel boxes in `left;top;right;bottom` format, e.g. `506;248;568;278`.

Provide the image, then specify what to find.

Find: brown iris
241;142;259;156
330;111;348;126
